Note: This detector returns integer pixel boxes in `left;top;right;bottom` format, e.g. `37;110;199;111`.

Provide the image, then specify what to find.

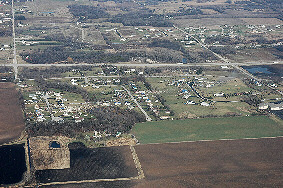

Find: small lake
49;141;61;148
243;66;272;74
0;144;27;185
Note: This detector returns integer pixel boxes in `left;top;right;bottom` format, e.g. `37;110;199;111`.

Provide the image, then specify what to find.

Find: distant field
173;18;245;27
131;116;283;144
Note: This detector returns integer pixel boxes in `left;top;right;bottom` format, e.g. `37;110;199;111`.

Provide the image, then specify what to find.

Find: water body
49;141;61;148
0;144;27;185
244;67;272;74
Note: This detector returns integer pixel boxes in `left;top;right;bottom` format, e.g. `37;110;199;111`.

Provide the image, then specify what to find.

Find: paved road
173;25;260;79
0;61;282;68
121;86;152;121
173;25;282;95
11;0;18;80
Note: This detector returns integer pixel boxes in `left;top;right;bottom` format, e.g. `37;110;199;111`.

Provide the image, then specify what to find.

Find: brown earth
47;138;283;188
132;138;283;188
36;145;138;184
0;82;25;145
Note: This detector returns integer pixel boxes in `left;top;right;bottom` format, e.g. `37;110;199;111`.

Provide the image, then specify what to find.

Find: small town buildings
269;103;283;111
214;93;224;97
258;102;283;111
201;102;210;106
258;103;269;110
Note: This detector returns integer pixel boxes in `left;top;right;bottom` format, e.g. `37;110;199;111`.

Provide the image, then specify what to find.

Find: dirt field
45;138;283;188
173;18;245;27
0;82;25;145
35;145;138;183
132;138;283;187
240;18;283;25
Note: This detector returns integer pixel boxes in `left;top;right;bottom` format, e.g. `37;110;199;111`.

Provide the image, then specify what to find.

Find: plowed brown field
49;138;283;188
0;82;25;145
133;138;283;188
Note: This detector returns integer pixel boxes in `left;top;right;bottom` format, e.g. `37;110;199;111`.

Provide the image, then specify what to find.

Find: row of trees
35;78;92;101
0;27;12;37
109;11;173;27
68;5;109;20
21;45;186;64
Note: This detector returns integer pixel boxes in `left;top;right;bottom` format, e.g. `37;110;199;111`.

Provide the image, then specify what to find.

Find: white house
258;103;269;110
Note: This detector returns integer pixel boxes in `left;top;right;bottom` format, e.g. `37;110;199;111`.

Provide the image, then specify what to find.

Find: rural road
0;61;282;68
11;0;18;80
121;86;152;121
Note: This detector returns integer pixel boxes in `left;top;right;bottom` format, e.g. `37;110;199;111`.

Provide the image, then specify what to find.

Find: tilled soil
0;82;25;145
133;138;283;188
43;138;283;188
35;145;138;183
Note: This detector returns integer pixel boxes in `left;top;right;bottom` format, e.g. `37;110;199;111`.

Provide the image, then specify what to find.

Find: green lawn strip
131;116;283;144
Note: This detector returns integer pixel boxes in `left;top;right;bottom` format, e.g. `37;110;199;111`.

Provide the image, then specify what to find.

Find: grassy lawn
131;116;283;144
146;77;253;118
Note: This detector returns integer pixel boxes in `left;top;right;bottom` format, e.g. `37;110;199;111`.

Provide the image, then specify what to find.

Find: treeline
35;78;91;101
148;39;184;51
241;94;262;106
19;66;99;79
109;10;173;27
0;27;12;37
67;4;172;27
141;0;173;6
68;5;109;20
168;7;203;16
26;106;146;137
15;15;26;20
21;45;184;64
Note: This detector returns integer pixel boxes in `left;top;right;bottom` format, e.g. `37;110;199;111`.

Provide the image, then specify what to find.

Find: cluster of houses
0;12;11;24
258;102;283;111
129;82;172;120
25;91;90;123
168;77;212;106
96;89;134;110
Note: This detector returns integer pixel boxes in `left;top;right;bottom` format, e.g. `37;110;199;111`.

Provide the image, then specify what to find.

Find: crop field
35;145;138;183
133;138;283;187
131;116;283;144
0;83;25;145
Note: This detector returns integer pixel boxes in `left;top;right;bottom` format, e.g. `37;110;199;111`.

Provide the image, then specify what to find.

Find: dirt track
133;138;283;188
0;82;25;145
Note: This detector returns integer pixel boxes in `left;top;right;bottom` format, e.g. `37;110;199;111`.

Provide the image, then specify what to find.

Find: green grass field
131;116;283;144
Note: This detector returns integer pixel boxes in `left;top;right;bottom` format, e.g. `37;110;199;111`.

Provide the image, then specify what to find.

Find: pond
243;66;272;74
0;144;27;185
49;141;61;148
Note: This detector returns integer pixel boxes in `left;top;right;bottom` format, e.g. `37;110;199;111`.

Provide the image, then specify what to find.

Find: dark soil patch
35;145;138;183
0;144;27;185
0;82;25;145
